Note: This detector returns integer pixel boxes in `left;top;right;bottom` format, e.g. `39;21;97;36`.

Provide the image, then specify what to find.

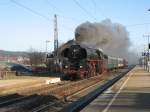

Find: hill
0;50;28;57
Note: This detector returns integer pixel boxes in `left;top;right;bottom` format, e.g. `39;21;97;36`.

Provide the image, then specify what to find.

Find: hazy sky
0;0;150;55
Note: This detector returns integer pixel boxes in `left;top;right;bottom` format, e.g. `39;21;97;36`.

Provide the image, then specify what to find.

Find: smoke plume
75;19;138;64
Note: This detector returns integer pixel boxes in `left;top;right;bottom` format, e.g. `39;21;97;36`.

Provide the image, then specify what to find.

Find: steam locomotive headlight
80;65;83;68
65;65;68;69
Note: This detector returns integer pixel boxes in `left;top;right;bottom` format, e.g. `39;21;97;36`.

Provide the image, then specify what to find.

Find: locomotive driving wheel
87;63;96;77
86;64;92;78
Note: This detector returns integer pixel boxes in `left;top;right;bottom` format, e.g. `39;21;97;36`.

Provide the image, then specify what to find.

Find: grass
0;71;62;80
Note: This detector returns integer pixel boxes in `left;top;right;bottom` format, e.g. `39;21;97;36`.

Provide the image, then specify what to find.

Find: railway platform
81;66;150;112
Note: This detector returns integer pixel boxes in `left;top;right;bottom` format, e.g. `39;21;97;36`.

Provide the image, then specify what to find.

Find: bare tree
28;48;45;67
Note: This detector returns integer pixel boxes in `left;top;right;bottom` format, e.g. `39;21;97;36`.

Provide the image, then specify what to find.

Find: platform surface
81;66;150;112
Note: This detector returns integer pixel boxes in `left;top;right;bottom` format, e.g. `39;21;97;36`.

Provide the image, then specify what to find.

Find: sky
0;0;150;56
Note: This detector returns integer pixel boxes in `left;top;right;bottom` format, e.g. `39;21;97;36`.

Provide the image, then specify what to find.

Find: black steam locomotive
61;44;108;80
60;44;127;80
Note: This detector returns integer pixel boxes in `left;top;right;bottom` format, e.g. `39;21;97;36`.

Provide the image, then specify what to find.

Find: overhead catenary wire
10;0;150;30
45;0;82;30
46;0;62;14
91;0;107;19
91;0;97;20
10;0;50;21
46;0;81;23
57;14;82;23
73;0;96;21
10;0;74;31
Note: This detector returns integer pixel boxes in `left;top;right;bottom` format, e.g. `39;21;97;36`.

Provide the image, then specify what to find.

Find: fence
0;71;17;79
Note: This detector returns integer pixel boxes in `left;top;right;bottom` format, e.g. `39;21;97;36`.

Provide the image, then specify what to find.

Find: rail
0;74;106;111
0;66;135;112
60;65;135;112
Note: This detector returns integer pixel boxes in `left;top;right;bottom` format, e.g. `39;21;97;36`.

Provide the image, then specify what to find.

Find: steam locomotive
61;44;127;80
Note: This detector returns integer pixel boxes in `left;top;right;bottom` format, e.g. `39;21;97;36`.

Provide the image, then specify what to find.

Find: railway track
0;81;69;107
0;67;133;112
0;73;107;112
30;78;109;112
30;67;130;112
61;65;135;112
